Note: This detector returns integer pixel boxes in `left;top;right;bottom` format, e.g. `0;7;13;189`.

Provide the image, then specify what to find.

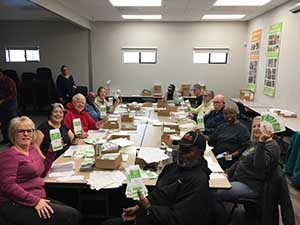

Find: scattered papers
101;153;120;160
126;165;148;200
102;142;119;152
109;138;134;147
48;171;75;178
88;171;126;190
137;148;169;164
74;147;95;159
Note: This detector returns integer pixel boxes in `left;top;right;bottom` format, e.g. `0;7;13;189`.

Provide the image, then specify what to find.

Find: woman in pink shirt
0;116;80;225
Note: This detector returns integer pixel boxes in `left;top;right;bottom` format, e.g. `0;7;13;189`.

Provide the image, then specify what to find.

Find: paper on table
137;148;169;164
50;161;75;172
56;175;84;182
87;171;126;190
109;138;134;147
122;153;129;162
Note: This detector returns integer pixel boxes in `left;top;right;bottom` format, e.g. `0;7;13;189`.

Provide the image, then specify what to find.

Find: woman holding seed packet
0;116;80;225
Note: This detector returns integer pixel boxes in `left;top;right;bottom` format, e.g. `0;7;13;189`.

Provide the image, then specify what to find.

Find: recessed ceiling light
122;15;162;20
214;0;271;6
110;0;161;7
202;14;246;19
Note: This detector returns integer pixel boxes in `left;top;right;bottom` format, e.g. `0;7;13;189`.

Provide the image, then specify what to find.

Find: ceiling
0;0;292;22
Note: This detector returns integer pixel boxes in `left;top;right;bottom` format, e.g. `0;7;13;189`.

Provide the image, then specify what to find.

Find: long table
230;97;300;132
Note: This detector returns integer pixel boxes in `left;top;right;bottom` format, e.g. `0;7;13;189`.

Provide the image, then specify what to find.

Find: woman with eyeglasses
0;116;80;225
34;103;77;159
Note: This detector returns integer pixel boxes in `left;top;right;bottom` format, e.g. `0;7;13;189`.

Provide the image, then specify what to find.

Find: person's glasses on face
213;101;223;104
16;129;34;135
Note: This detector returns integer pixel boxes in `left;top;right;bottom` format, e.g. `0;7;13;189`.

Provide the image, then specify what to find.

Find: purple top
0;144;56;206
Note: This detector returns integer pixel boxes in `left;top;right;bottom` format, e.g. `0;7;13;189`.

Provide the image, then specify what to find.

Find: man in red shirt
0;68;17;144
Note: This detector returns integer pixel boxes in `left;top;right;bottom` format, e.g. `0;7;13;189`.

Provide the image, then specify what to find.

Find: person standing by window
56;65;76;105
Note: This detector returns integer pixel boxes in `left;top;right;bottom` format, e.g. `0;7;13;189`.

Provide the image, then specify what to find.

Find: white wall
0;21;90;86
91;22;248;100
247;0;300;113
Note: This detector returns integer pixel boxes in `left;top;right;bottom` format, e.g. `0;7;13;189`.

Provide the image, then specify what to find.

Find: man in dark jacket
102;131;211;225
203;95;225;136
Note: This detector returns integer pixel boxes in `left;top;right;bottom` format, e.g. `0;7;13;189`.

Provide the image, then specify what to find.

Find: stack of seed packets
261;112;286;133
73;118;82;135
50;128;63;151
126;165;148;200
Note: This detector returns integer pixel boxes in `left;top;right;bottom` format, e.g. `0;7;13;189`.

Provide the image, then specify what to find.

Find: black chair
3;69;19;87
74;86;88;97
236;101;258;129
227;166;295;225
20;72;37;113
36;67;57;109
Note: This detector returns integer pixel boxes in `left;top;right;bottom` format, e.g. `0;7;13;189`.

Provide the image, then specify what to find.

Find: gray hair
251;116;261;141
9;116;36;145
72;93;86;103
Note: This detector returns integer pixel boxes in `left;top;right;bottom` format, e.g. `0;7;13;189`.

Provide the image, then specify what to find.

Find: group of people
0;77;294;225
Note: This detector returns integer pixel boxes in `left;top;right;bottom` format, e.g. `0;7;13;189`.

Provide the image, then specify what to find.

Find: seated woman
0;116;80;225
208;107;250;169
94;86;119;116
64;93;107;138
34;103;77;159
213;116;281;224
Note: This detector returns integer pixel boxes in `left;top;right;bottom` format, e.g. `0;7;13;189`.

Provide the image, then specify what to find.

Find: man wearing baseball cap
102;131;211;225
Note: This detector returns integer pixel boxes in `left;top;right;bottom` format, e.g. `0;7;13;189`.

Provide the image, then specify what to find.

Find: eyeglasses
213;101;224;104
16;129;34;134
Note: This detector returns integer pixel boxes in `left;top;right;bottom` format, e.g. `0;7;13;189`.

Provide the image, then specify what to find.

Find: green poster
247;83;256;92
264;22;282;97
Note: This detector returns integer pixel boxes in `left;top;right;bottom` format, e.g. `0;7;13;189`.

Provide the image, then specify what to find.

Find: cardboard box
121;124;137;131
143;102;153;107
121;114;134;123
95;153;122;170
108;134;130;141
157;100;168;108
142;89;152;96
127;104;141;111
157;110;170;117
102;121;119;129
166;106;177;112
240;89;254;101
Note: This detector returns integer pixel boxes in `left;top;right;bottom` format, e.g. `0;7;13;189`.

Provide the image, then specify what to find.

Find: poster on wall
263;22;282;97
247;29;262;92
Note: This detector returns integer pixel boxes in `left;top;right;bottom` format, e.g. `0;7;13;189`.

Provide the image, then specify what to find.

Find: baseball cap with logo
172;131;206;151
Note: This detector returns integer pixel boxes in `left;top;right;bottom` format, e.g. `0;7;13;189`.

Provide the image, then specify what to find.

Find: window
193;48;229;64
122;48;157;64
5;47;40;62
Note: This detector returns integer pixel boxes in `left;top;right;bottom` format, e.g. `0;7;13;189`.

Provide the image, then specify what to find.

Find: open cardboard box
108;134;130;141
157;110;170;117
240;89;254;101
121;114;134;123
121;124;137;131
157;100;168;108
102;121;119;129
143;102;153;107
95;153;122;170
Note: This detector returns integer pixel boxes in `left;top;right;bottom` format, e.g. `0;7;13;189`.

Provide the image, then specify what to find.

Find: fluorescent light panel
214;0;271;6
110;0;161;7
122;15;162;20
202;14;245;19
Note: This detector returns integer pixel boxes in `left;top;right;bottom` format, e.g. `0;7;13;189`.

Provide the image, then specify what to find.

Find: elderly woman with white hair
0;116;80;225
63;93;107;138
